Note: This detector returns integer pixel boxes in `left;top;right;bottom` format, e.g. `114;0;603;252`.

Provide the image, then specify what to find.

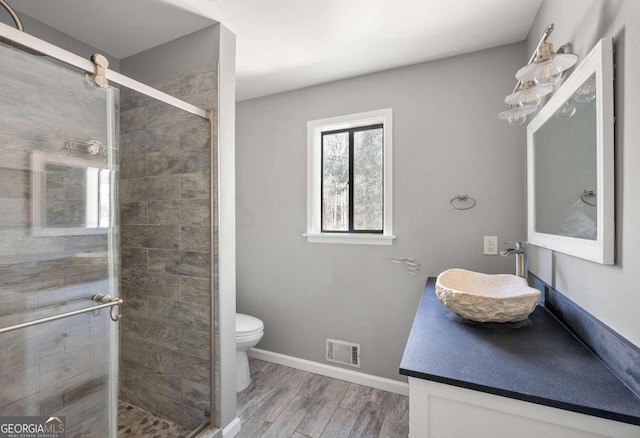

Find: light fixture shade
497;105;537;125
515;53;578;82
504;84;553;106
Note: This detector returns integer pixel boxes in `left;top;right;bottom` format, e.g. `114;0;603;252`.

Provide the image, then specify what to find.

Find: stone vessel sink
435;269;541;323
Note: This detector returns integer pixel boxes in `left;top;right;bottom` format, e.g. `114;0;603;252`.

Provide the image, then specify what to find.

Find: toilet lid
236;313;264;335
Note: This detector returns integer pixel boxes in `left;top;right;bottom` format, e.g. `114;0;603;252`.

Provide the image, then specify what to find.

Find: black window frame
320;123;384;234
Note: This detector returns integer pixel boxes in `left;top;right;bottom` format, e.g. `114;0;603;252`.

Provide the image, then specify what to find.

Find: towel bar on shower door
0;294;123;334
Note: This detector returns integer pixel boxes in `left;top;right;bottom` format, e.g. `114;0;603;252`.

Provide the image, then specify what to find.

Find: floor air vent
326;338;360;368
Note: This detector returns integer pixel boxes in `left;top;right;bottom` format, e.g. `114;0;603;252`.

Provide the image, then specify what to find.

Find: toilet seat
236;313;263;339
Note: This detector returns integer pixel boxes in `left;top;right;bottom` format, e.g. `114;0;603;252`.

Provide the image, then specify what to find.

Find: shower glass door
0;41;119;437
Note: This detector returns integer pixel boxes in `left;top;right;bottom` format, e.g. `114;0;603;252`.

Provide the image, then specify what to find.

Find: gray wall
120;25;219;85
236;42;527;381
0;12;120;70
527;0;640;348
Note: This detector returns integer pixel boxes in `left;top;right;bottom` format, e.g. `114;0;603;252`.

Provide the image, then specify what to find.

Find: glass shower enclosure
0;41;120;437
0;18;215;437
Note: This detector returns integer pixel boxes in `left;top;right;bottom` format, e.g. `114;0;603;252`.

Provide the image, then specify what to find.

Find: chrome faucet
500;241;528;278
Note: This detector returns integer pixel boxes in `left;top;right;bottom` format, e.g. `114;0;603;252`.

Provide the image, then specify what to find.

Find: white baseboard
222;417;241;438
248;348;409;396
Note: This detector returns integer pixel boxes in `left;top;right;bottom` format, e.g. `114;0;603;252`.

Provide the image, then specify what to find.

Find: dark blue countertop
400;278;640;426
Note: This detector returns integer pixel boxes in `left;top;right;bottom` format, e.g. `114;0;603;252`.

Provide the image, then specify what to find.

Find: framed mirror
31;151;112;236
527;38;614;264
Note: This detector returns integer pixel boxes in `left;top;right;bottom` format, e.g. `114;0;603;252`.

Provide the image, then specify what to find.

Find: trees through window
321;124;383;233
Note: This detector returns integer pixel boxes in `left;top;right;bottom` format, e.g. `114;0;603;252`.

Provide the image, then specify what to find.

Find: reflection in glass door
0;41;120;437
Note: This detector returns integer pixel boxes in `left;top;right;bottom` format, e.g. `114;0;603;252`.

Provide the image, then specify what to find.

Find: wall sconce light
498;105;538;126
498;24;578;126
516;41;578;86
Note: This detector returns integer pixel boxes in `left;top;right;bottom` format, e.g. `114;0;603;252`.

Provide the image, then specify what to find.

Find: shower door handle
0;295;124;334
91;294;123;321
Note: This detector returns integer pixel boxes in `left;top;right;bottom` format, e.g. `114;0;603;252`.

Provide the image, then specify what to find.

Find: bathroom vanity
400;278;640;438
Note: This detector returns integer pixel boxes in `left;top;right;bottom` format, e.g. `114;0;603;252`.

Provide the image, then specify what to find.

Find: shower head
0;0;43;55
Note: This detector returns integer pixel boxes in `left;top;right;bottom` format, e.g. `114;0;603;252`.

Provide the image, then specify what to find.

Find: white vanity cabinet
408;378;640;438
401;280;640;437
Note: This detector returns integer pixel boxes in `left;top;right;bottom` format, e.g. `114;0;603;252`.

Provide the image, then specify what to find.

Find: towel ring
580;190;596;207
450;195;476;210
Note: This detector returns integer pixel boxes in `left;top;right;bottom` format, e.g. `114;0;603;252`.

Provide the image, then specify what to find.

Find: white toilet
235;313;264;392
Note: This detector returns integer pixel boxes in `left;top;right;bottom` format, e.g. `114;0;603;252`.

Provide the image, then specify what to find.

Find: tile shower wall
118;64;216;430
0;45;117;437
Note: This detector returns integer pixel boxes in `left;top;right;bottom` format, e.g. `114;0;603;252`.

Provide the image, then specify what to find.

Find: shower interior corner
0;40;218;438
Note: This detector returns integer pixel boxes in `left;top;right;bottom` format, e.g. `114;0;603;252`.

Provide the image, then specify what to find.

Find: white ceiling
9;0;543;101
12;0;217;59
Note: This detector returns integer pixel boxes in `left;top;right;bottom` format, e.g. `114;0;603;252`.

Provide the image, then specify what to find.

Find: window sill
303;233;396;245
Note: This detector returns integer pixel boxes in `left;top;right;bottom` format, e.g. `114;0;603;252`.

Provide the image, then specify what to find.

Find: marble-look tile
148;74;181;97
180;377;210;412
147;249;210;278
179;332;211;361
179;66;217;98
120;154;146;179
144;318;182;350
117;66;215;430
180;226;211;252
146;102;190;130
147;345;209;384
180;277;211;308
120;107;147;133
120;202;148;225
120;334;149;365
119;293;148;319
120;175;180;202
120;247;147;278
121;272;180;298
121;225;180;250
180;91;217;110
148;199;210;226
180;172;210;199
120;125;180;155
146;149;208;176
119;383;149;411
180;119;211;152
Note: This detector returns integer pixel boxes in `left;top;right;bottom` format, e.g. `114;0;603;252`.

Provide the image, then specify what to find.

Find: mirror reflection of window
33;151;111;236
99;169;111;228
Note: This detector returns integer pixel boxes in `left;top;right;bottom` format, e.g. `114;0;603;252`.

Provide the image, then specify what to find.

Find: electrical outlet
484;236;498;255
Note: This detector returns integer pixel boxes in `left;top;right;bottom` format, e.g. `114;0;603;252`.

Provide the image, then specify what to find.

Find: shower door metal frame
0;19;215;437
0;21;211;121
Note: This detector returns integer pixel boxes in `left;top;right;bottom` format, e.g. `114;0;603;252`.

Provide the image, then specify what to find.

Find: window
305;109;394;245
